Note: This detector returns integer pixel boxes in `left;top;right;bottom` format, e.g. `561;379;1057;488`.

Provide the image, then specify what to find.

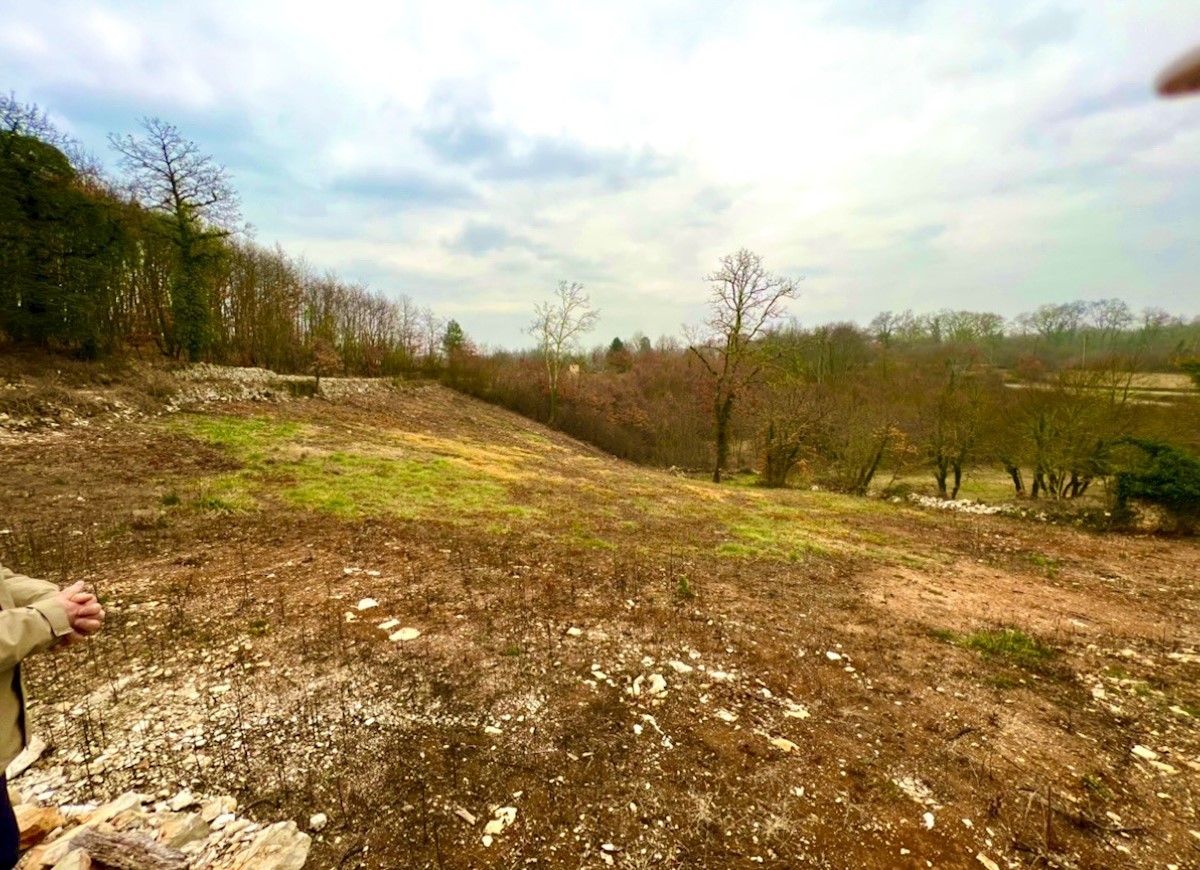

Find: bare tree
688;249;800;482
529;281;599;425
109;117;240;360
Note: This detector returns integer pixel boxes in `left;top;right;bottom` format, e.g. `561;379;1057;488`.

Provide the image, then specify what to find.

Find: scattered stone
201;797;236;823
770;738;798;753
483;806;517;837
388;627;421;642
377;619;399;631
50;849;91;870
157;812;209;849
308;812;328;833
922;812;935;830
219;821;310;870
15;804;65;850
667;660;693;674
976;853;1001;870
783;700;810;720
356;598;378;611
167;790;196;812
72;828;187;870
1132;745;1160;762
825;651;842;662
566;627;583;637
6;735;47;780
454;807;477;826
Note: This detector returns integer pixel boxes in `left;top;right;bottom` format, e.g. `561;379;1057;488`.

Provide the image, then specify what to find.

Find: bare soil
0;367;1197;869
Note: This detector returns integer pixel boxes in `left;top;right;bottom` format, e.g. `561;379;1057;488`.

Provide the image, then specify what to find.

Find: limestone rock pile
13;787;310;870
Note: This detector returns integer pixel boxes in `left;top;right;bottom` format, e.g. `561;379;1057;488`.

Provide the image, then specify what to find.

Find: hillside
1;365;1198;869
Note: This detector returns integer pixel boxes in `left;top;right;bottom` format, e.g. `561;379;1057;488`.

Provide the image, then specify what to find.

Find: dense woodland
4;96;1199;525
0;97;444;373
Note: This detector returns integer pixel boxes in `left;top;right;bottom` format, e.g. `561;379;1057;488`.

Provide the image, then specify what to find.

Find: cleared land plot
0;377;1197;869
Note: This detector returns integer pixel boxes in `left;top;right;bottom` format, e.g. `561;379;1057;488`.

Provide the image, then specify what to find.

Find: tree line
456;250;1200;528
0;95;445;373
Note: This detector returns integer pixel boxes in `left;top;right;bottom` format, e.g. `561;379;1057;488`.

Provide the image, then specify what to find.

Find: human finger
73;618;102;635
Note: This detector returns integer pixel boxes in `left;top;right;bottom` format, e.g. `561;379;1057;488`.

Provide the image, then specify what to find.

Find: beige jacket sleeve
0;565;72;669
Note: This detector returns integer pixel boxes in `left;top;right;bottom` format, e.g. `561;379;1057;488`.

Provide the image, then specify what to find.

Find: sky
3;0;1199;349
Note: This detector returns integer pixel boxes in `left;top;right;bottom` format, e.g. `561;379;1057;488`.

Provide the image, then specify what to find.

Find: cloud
417;79;675;186
1;0;1198;349
327;169;476;208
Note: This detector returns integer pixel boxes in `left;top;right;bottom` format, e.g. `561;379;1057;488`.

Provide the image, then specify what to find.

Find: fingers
72;600;102;618
63;581;87;596
72;618;103;635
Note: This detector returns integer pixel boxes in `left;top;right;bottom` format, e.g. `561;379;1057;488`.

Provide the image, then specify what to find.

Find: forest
4;94;1199;526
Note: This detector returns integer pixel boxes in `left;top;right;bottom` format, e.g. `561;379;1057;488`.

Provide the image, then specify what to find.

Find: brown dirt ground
0;371;1197;869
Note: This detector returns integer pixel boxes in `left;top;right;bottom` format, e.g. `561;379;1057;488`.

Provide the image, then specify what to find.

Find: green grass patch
961;628;1055;670
281;453;525;521
718;511;831;562
928;627;1055;672
173;414;302;458
1027;553;1061;576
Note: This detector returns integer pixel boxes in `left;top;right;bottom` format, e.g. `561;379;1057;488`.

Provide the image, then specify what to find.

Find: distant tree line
452;253;1200;522
0;95;444;374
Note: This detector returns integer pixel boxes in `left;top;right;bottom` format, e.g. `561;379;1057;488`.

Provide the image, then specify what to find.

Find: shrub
1114;439;1200;533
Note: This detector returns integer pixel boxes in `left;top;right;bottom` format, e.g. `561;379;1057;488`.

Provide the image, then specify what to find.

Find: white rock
668;660;693;674
923;812;935;829
388;627;421;642
783;700;811;720
356;598;378;611
1132;745;1160;762
309;812;328;832
566;627;583;637
378;619;399;631
976;854;1001;870
825;651;842;661
169;789;196;811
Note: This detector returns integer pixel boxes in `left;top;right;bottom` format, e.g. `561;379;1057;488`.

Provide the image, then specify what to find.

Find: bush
1114;439;1200;533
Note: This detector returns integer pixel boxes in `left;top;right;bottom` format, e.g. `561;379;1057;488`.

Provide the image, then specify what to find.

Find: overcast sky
4;1;1199;349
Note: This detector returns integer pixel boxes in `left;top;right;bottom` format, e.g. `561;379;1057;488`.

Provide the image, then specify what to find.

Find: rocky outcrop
14;789;310;870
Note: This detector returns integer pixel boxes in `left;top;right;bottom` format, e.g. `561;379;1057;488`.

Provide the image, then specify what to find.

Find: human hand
57;581;106;636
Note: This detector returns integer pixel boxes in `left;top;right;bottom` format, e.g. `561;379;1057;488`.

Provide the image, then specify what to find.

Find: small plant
1027;553;1061;576
675;576;695;600
501;644;523;657
248;618;271;637
160;491;181;506
962;628;1054;670
1082;772;1113;799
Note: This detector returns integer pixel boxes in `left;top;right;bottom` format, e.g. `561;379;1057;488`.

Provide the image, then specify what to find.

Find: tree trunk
951;462;963;499
934;458;949;499
1004;462;1024;495
712;395;734;483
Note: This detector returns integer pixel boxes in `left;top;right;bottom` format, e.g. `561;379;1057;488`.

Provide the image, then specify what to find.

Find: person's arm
0;565;73;640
